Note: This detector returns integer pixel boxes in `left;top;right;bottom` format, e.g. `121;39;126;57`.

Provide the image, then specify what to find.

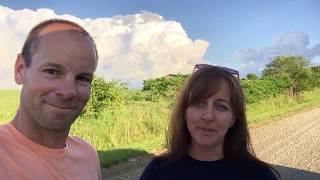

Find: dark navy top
140;155;278;180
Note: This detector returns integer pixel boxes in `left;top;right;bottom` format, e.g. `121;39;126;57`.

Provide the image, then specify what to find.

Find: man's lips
46;102;76;109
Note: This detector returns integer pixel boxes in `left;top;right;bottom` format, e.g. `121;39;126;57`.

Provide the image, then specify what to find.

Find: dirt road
103;107;320;180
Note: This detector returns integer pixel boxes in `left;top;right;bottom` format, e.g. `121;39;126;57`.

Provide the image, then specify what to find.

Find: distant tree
262;56;312;96
246;73;258;80
311;66;320;72
310;66;320;88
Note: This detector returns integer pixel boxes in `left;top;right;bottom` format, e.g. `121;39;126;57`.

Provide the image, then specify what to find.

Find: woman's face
185;81;235;155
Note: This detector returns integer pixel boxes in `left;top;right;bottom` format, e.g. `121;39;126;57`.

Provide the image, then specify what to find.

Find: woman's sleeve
139;159;158;180
249;161;280;180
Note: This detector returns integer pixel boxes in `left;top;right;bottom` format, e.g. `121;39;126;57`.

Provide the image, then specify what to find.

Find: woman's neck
188;143;224;161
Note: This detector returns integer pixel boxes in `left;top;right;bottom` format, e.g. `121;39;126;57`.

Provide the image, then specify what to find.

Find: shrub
309;66;320;88
142;74;188;101
241;78;292;104
83;76;127;117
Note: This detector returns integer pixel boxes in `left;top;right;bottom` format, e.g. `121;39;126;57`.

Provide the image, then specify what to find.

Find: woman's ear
14;54;25;85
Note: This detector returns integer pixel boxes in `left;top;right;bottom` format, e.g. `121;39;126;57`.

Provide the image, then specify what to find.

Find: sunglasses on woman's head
193;64;240;78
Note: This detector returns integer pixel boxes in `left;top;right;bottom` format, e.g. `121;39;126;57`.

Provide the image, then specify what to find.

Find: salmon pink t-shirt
0;123;102;180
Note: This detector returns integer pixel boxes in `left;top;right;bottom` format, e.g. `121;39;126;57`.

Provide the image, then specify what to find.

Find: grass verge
1;88;320;168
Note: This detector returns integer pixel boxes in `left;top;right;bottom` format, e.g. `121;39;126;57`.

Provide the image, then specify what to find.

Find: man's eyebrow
41;63;65;69
38;62;65;71
78;72;93;77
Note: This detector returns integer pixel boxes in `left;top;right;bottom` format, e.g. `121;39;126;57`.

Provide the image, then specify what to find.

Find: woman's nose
202;106;215;122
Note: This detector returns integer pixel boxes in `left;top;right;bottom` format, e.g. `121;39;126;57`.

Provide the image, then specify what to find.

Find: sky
0;0;319;89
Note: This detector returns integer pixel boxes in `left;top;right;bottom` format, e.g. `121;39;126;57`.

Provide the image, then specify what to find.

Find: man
0;19;102;180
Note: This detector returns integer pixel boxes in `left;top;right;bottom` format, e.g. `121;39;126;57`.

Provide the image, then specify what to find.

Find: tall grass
70;100;170;167
0;90;19;123
1;88;320;167
247;88;320;123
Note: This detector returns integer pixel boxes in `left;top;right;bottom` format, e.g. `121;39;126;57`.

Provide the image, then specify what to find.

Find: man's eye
77;76;92;83
44;69;59;75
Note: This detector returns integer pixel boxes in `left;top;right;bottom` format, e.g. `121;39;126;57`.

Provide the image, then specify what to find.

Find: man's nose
55;79;77;99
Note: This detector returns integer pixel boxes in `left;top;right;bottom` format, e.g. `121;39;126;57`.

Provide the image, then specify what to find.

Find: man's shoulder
67;136;94;148
66;136;100;171
0;123;11;130
0;123;14;138
66;136;98;155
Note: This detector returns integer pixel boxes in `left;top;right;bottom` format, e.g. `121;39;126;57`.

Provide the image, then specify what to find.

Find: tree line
83;55;320;117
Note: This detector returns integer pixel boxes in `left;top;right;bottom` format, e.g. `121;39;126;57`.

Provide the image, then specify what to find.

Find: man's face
17;30;97;132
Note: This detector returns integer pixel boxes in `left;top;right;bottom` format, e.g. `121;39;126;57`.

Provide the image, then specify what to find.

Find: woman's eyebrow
216;98;230;104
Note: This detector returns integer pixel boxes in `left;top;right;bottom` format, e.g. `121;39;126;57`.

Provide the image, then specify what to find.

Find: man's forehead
38;23;83;36
30;25;97;69
37;30;88;41
36;30;89;45
33;30;96;64
32;30;97;70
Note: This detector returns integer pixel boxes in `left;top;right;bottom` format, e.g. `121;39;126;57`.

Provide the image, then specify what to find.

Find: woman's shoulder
140;155;189;180
246;159;279;180
143;156;166;171
140;156;168;180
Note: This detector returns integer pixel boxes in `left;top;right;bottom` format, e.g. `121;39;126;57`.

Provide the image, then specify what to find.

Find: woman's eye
216;104;228;111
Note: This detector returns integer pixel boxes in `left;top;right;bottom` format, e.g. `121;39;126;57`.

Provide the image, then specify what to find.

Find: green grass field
0;90;20;121
1;88;320;168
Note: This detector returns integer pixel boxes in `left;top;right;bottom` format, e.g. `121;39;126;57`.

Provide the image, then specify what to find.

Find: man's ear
14;54;26;85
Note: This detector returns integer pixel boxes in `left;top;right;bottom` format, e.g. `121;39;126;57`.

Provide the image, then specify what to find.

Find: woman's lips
197;127;216;135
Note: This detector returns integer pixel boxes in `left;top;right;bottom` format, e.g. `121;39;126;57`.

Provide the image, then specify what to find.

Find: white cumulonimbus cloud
0;5;209;88
234;31;320;76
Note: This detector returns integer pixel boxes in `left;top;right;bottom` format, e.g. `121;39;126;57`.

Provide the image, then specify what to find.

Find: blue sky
0;0;319;88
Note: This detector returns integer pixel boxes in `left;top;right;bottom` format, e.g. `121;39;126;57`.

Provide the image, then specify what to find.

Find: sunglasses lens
194;64;239;78
195;64;207;69
220;67;239;76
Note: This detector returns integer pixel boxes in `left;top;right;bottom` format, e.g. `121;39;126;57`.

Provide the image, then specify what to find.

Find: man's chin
41;122;72;132
39;116;75;131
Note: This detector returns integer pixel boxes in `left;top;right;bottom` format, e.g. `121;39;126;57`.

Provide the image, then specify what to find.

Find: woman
140;64;280;180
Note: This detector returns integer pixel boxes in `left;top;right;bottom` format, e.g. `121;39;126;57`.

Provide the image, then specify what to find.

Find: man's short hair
21;18;98;67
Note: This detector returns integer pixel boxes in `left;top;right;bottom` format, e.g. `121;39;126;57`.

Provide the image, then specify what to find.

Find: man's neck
12;112;69;149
